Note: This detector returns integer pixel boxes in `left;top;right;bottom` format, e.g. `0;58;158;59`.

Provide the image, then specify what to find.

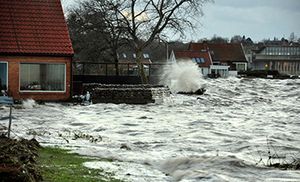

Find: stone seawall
83;84;170;104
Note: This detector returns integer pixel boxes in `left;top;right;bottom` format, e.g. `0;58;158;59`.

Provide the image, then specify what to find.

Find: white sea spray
160;61;206;93
22;99;36;109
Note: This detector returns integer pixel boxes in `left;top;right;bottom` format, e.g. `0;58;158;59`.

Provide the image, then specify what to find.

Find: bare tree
89;0;211;83
68;1;130;75
208;34;229;43
67;4;113;63
230;35;243;43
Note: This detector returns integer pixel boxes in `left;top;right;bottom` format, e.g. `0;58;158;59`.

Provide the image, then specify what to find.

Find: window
0;62;8;90
192;57;205;64
133;53;136;58
235;63;247;71
122;53;127;58
20;63;65;91
143;53;149;59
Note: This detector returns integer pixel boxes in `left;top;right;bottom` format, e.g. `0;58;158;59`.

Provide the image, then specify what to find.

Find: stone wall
83;84;170;104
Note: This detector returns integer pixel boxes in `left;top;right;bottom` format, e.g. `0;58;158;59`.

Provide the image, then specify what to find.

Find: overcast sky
62;0;300;42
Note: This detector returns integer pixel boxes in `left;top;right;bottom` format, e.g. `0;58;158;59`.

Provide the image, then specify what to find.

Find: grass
38;147;123;182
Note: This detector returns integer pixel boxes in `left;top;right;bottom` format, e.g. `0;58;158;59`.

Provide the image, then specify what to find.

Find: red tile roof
0;0;74;56
189;43;246;62
174;50;212;67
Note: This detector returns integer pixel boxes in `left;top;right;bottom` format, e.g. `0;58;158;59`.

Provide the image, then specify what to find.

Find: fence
72;62;169;95
73;62;168;77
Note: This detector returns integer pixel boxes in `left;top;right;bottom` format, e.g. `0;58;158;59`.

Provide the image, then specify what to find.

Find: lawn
38;147;122;182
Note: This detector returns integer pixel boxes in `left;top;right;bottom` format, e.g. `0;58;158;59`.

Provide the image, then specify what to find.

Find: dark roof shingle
0;0;74;56
189;43;246;62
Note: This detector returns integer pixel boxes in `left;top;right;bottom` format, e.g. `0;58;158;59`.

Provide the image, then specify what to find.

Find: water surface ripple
1;78;300;181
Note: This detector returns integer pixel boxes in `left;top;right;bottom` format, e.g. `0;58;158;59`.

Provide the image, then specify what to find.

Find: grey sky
62;0;300;42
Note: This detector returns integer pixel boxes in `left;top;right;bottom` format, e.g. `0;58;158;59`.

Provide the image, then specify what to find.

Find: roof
0;0;74;56
189;43;247;62
174;50;212;67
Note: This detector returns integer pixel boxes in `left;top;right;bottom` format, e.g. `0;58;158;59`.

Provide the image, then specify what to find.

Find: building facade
169;50;222;77
188;43;248;75
252;46;300;75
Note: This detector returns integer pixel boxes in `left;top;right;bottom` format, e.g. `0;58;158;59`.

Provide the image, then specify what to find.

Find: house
117;51;152;76
0;0;74;101
169;50;214;76
252;46;300;75
188;42;248;75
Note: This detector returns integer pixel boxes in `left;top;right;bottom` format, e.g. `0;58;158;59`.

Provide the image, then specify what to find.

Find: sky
62;0;300;42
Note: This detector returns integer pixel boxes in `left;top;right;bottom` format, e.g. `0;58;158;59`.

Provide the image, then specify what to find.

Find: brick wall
0;55;71;101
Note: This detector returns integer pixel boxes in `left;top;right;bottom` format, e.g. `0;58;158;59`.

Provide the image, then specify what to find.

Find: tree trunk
136;50;148;84
114;57;119;76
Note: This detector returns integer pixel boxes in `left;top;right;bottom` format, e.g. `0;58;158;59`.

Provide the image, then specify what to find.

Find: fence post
8;105;12;138
127;64;130;76
106;64;108;76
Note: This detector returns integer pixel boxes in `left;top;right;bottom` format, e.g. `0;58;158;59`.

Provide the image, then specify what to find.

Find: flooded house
188;42;248;76
252;46;300;76
169;50;214;77
0;0;74;101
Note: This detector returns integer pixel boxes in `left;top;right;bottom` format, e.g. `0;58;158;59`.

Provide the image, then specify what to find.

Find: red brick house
0;0;74;101
189;43;248;72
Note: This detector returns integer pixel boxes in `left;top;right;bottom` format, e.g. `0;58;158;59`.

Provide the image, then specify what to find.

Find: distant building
253;46;300;75
170;50;213;76
188;43;248;76
117;51;152;76
118;52;152;64
0;0;74;101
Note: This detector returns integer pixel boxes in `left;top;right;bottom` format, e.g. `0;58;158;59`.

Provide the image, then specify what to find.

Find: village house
0;0;74;101
188;42;248;76
169;50;215;77
252;46;300;76
117;51;152;76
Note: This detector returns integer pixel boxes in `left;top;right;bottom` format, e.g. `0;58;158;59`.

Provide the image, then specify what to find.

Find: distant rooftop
189;43;247;62
258;46;300;56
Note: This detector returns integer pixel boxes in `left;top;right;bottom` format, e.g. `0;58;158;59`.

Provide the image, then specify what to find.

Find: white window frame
0;61;8;91
234;62;247;71
19;63;66;93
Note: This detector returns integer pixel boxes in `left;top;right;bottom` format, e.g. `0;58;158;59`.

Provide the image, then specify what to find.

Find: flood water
1;78;300;181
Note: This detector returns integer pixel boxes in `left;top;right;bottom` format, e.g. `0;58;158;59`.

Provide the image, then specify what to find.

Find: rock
0;135;42;181
120;144;131;150
177;88;206;95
